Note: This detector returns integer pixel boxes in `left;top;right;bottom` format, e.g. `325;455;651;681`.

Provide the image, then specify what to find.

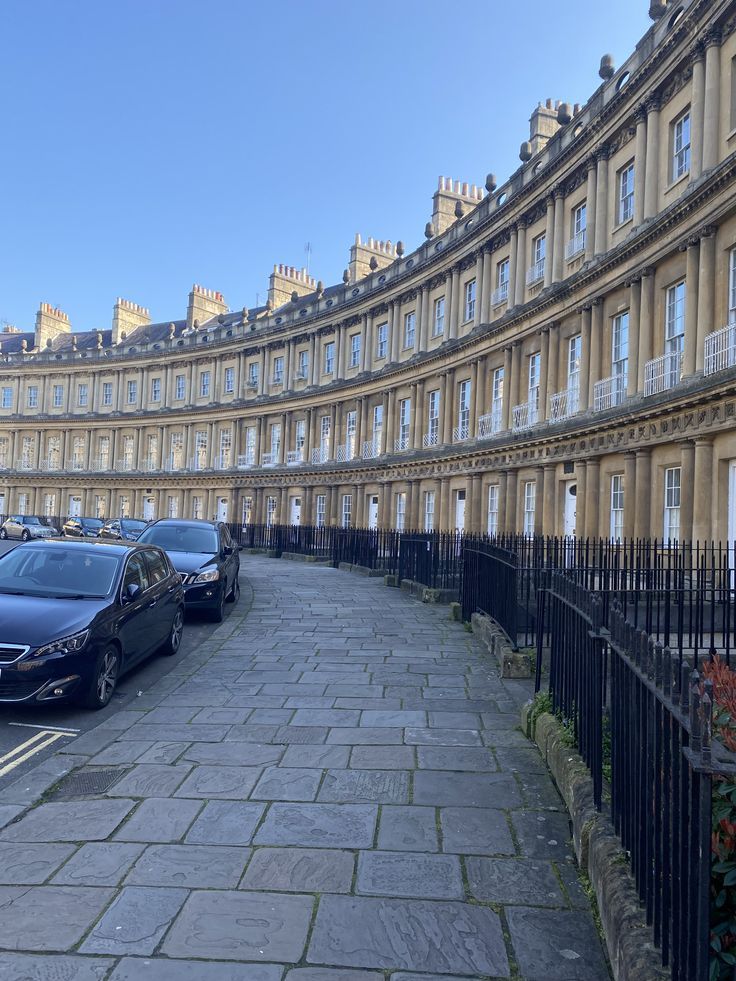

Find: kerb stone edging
471;611;532;678
521;703;670;981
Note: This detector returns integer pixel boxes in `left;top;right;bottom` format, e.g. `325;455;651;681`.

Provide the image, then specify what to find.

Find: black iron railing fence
539;571;736;981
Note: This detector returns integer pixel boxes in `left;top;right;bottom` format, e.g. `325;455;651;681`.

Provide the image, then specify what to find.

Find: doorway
216;498;228;522
368;495;379;530
564;481;577;537
455;489;466;532
143;497;156;521
290;496;302;526
68;495;82;517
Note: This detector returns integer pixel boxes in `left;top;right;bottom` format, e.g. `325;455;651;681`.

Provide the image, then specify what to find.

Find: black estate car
98;518;148;542
62;516;104;538
0;540;185;709
137;519;240;622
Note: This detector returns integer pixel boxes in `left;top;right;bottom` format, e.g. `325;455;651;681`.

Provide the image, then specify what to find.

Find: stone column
303;486;313;526
508;225;518;306
623;451;636;540
505;470;518;534
680;440;695;543
414;289;424;354
553;188;565;282
579;307;592;409
470;474;482;534
683;238;701;376
282;412;291;463
514;221;527;306
696;227;717;372
585;158;598;261
594;147;609;255
638;269;656;391
538;330;550;423
435;478;444;532
380;392;389;455
543;465;557;536
481;247;493;323
258;348;267;395
419;288;430;350
441;371;454;445
443;271;454;341
589;299;604;405
283;340;292;391
702;32;722;173
469;360;479;435
502;346;513;430
627;278;642;397
385;390;396;453
544;197;555;288
379;481;391;529
644;96;660;221
309;334;318;385
509;342;522;420
690;45;706;181
534;467;545;535
328;404;336;460
405;481;415;532
693;437;714;542
443;482;455;532
280;485;289;525
474;355;487;434
576;461;587;540
449;266;461;339
359;398;369;457
411;381;424;448
390;302;401;363
634;448;651;540
362;313;372;372
547;323;560;402
497;471;508;535
584;459;600;540
473;252;484;327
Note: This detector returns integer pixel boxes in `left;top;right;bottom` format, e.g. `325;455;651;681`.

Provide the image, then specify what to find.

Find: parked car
98;518;148;542
62;517;104;538
137;519;240;622
0;539;185;709
0;515;59;541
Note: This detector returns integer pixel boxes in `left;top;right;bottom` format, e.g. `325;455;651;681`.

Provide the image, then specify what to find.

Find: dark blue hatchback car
0;540;185;709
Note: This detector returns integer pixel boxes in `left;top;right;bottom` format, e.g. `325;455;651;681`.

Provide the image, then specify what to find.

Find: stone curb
399;579;458;604
521;703;670;981
471;611;531;678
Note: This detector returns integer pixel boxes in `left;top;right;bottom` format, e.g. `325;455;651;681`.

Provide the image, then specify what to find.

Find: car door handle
148;600;157;608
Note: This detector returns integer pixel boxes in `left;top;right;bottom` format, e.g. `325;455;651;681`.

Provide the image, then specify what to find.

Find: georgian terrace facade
4;0;736;541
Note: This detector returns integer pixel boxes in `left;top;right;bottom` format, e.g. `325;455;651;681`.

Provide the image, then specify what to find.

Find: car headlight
193;569;220;584
33;629;90;659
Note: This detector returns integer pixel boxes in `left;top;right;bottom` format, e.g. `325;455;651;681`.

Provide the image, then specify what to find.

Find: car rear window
0;547;120;598
140;525;218;554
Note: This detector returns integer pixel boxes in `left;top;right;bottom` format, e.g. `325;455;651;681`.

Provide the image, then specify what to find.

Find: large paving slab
0;556;610;977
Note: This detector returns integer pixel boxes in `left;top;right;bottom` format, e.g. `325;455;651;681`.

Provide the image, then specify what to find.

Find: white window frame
1;388;12;410
730;247;736;325
345;410;357;457
396;491;407;532
672;111;691;181
666;281;686;356
224;366;234;393
610;474;624;541
77;383;88;407
27;386;38;409
54;384;64;408
464;279;476;322
248;363;259;387
427;390;440;443
523;481;536;537
127;380;137;404
273;356;284;384
350;333;361;367
458;380;471;436
487;485;499;536
341;494;352;529
403;312;416;349
175;375;185;400
433;297;445;337
266;496;277;528
199;370;211;398
150;377;161;402
298;350;309;377
664;466;681;540
324;341;335;374
619;162;635;224
613;312;629;381
376;323;388;359
316;494;326;528
424;490;435;532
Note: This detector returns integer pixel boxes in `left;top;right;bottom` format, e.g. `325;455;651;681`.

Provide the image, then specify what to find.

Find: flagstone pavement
0;556;611;981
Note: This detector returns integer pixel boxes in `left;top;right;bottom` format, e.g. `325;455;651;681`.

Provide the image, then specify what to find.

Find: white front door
564;481;577;537
216;498;228;522
368;495;379;530
143;497;156;521
0;494;6;517
290;496;302;526
68;495;82;517
455;490;466;532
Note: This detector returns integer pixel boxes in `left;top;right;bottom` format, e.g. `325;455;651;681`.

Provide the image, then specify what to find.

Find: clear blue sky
1;0;650;332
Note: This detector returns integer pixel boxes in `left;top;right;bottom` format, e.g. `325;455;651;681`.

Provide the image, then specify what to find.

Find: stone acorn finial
265;299;273;312
369;256;379;271
519;141;533;162
120;331;127;342
424;221;435;240
217;313;225;324
168;322;176;339
71;334;77;351
21;338;27;352
557;103;573;125
46;338;52;349
342;269;350;285
649;0;667;19
396;241;404;257
485;173;498;193
96;331;103;349
599;54;615;80
291;290;300;304
193;318;200;331
316;281;324;297
241;307;249;324
454;200;464;219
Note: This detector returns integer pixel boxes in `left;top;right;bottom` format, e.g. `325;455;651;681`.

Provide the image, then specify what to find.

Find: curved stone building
3;0;736;539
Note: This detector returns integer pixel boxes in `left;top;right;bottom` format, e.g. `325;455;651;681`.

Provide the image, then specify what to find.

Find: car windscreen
0;547;119;598
123;520;147;530
81;519;103;528
23;517;43;525
140;525;219;554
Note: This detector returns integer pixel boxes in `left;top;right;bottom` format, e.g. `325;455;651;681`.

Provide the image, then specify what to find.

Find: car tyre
162;607;184;656
208;585;226;623
227;576;240;604
21;530;30;542
0;529;7;540
82;646;120;710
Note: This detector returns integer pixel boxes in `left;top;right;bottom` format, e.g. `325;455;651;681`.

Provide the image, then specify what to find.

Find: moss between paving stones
521;702;669;981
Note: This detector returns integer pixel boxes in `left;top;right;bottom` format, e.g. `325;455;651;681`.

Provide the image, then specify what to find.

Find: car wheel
208;585;226;623
0;529;7;540
162;607;184;656
227;576;240;604
82;646;120;710
21;530;30;542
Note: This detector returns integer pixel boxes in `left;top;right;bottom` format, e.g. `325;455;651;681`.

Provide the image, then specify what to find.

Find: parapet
186;284;228;329
268;265;317;310
349;234;398;283
112;297;152;346
431;177;485;236
35;302;71;351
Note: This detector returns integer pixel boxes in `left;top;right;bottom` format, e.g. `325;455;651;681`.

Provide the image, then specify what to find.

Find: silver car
0;516;59;541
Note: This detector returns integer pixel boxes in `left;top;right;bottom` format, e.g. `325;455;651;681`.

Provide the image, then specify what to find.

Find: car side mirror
123;582;141;604
223;545;234;556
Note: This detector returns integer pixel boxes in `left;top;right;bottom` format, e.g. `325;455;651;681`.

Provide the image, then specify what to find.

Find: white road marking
0;731;66;777
7;722;80;733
